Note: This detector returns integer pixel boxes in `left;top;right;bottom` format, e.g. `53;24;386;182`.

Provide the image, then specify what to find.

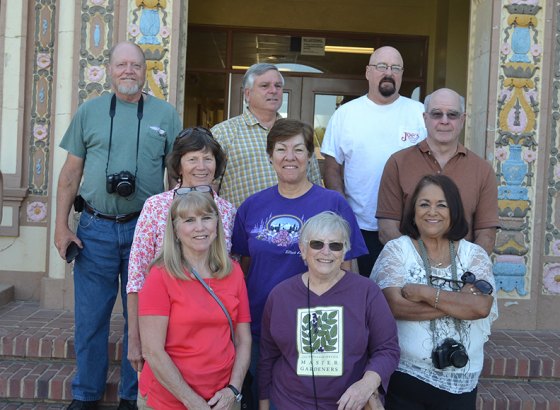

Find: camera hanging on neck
105;93;144;197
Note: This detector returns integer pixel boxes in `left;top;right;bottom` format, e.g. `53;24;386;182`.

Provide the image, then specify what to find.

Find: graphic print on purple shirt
252;214;303;248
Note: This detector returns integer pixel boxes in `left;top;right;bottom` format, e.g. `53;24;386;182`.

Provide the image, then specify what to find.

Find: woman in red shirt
139;192;251;409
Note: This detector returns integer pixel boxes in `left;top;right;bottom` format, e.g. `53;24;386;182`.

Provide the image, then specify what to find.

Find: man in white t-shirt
321;46;426;277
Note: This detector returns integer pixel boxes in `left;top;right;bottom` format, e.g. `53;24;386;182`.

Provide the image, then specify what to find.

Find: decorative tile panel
28;1;56;198
78;0;115;103
543;1;560;294
493;1;545;297
128;0;172;100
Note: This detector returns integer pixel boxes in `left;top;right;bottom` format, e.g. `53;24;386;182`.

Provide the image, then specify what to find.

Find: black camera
432;338;469;369
106;171;136;197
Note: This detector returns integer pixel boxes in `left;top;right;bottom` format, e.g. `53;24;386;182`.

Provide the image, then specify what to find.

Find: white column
48;0;77;281
0;2;25;174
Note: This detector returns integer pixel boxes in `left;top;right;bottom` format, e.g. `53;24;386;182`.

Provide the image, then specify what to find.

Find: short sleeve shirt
60;93;182;214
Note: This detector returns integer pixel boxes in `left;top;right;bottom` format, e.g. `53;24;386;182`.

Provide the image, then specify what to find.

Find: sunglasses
429;272;493;295
461;271;493;295
309;240;344;252
174;185;212;196
176;126;214;140
427;110;462;121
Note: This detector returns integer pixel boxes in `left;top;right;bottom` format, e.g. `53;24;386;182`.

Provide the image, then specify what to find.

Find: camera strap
105;93;144;183
417;239;465;348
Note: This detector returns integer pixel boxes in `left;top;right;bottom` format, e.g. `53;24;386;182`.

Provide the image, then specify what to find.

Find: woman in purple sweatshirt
258;211;400;410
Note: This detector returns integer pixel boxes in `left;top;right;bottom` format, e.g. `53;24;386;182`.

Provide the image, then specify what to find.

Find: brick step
0;332;124;363
0;360;119;405
482;353;560;380
0;402;67;409
477;378;560;410
481;330;560;380
0;401;116;409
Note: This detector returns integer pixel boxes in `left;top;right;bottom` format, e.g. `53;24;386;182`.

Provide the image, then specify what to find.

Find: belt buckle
115;214;127;223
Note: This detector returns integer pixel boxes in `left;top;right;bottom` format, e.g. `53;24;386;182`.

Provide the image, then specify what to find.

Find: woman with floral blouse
127;127;235;373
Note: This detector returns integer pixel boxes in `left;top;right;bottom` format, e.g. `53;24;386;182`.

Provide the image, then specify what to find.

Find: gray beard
117;83;140;95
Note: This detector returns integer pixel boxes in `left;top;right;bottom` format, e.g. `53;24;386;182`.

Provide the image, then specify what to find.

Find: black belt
84;202;140;223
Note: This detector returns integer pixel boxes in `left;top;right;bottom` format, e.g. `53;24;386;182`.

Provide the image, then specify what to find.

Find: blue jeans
72;212;138;401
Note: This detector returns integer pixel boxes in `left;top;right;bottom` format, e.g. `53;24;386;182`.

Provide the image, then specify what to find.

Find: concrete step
0;285;14;308
0;360;119;405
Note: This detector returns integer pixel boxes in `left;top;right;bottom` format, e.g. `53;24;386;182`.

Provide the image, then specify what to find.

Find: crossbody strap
190;267;235;342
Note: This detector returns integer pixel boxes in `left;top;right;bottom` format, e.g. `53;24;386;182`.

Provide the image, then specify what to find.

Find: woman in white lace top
371;175;498;410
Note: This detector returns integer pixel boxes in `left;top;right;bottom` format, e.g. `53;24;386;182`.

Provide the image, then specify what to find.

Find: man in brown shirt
376;88;498;254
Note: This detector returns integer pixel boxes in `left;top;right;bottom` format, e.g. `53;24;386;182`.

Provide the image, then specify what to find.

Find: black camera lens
116;180;134;197
450;349;469;368
432;338;469;369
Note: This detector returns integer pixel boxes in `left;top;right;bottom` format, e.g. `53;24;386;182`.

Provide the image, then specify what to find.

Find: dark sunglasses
427;110;462;121
175;126;214;141
174;185;212;196
429;272;493;295
461;271;493;295
309;240;344;252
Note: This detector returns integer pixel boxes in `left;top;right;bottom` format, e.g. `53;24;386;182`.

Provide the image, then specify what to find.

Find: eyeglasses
429;272;493;295
368;63;403;74
427;110;463;121
429;274;462;290
174;185;213;196
308;240;344;252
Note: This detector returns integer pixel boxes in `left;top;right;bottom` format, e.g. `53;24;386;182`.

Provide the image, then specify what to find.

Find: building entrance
184;26;428;130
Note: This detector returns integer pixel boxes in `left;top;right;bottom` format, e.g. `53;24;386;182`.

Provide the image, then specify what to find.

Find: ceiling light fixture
324;46;374;54
232;65;293;72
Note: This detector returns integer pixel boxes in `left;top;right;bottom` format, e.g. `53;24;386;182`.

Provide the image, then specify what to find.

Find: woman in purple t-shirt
232;119;369;406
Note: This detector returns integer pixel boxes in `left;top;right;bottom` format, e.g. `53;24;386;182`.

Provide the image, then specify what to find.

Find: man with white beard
54;42;181;410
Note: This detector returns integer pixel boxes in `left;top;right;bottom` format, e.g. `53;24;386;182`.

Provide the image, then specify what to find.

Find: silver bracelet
434;288;441;309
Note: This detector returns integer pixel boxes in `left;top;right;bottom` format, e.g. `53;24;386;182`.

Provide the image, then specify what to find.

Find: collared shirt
60;93;182;214
211;110;323;208
376;139;499;240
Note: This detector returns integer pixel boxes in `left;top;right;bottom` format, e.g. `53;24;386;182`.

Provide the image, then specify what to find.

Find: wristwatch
227;384;243;402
